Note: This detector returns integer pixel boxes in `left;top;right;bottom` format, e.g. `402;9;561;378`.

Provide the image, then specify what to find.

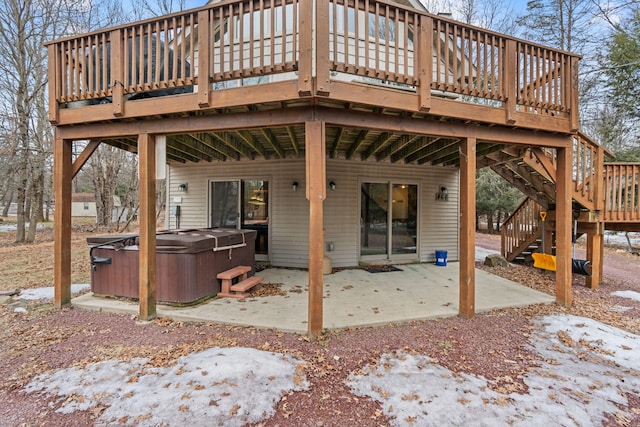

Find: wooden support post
138;133;157;320
315;0;331;96
594;144;605;212
54;132;72;307
197;10;211;107
569;57;580;132
418;15;432;111
110;30;124;117
555;145;573;306
297;0;313;96
459;137;476;318
305;121;326;338
585;223;604;289
504;40;517;125
47;44;60;124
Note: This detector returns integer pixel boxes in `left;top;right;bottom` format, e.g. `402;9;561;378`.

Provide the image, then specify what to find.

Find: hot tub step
217;265;259;300
217;265;251;280
230;276;263;293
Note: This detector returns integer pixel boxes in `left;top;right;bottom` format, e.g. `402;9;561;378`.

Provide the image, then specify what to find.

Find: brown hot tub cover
87;228;257;304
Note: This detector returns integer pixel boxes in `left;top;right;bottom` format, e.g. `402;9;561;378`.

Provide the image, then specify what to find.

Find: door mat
361;265;402;273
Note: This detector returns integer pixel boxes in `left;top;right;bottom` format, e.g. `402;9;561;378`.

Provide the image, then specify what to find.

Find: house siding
168;158;459;268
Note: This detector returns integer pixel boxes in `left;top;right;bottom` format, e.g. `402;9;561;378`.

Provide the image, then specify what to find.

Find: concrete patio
73;262;554;334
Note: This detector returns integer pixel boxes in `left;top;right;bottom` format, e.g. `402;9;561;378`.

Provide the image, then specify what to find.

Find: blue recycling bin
435;250;448;266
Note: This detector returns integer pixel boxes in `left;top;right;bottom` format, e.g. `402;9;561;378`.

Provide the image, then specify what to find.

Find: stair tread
217;265;252;280
230;276;263;292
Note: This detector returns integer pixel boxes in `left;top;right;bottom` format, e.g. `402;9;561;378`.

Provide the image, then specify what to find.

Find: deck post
585;223;603;289
586;146;605;289
306;121;326;338
54;132;72;307
47;44;60;124
138;133;157;320
504;40;517;125
459;137;476;318
418;15;432;111
555;144;573;306
569;57;580;132
110;29;124;117
197;10;211;107
297;0;313;96
315;0;331;96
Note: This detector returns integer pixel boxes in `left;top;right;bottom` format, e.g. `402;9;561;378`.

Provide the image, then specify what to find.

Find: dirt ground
475;232;640;289
0;225;639;426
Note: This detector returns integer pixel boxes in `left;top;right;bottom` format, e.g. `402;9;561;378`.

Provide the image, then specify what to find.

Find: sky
180;0;530;15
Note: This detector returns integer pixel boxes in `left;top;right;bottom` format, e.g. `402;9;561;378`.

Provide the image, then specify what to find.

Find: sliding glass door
361;181;417;259
210;179;270;260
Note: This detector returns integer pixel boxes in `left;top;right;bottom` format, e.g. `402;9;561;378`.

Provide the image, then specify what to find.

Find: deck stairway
478;133;640;263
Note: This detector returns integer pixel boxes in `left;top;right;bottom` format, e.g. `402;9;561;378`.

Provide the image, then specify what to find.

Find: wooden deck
47;0;637;337
48;0;579;140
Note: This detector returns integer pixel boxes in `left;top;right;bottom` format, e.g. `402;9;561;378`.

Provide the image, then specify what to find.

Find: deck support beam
54;132;72;307
555;145;573;306
459;137;476;318
72;140;101;178
306;121;326;338
585;223;604;289
138;133;157;320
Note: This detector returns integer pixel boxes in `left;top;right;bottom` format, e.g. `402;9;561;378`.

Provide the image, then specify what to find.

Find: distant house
71;193;97;219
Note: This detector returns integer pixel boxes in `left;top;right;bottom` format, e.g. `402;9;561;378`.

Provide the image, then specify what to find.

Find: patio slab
72;263;554;334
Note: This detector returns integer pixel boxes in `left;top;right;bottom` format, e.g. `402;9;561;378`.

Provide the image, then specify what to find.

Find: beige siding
168;158;459;268
71;202;97;218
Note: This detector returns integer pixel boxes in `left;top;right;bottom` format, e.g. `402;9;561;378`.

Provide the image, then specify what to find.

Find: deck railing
501;197;542;261
47;0;580;127
572;133;606;211
603;163;640;222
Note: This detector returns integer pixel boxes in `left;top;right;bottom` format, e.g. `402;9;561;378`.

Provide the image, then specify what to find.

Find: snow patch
19;284;90;301
26;347;308;427
475;246;500;262
348;315;640;426
612;290;640;302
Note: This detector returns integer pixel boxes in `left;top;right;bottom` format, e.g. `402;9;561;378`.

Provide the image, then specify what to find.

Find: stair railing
501;197;543;261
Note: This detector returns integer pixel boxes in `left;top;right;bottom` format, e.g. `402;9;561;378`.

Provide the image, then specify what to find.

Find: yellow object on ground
532;211;557;271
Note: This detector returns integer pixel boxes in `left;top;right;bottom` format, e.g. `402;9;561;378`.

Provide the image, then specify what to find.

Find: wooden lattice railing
603;163;640;222
501;153;639;261
501;197;542;261
572;133;605;211
47;0;580;128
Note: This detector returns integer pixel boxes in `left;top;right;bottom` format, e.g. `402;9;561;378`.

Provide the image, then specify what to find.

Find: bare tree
455;0;519;34
131;0;188;21
0;0;78;242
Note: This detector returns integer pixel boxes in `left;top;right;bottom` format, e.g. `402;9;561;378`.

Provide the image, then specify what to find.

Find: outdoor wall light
292;181;299;191
329;181;336;191
178;183;188;192
436;185;448;201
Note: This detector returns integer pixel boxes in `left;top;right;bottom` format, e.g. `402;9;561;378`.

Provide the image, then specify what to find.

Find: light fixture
329;181;336;191
178;183;188;192
292;181;299;191
436;185;448;201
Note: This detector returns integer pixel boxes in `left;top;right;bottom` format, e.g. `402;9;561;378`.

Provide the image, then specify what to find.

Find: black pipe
572;259;591;276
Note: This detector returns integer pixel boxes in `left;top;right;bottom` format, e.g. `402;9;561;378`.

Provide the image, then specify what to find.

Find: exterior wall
167;158;458;268
71;201;97;218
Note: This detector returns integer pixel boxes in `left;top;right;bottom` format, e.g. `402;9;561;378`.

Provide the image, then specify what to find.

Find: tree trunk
15;180;26;243
2;191;13;217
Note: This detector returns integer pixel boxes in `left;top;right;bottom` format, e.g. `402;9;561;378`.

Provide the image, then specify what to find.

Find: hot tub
87;228;257;304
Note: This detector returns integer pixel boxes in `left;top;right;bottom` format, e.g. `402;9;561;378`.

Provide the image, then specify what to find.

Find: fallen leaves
248;283;286;297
